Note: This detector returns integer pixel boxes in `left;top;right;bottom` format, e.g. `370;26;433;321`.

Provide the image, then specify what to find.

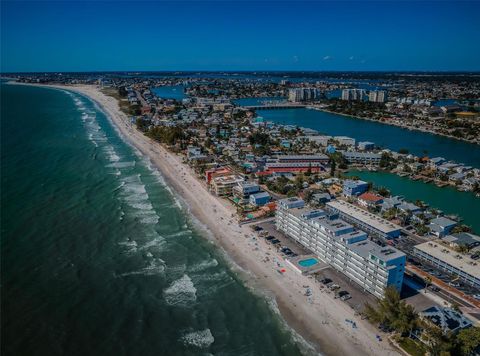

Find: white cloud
349;56;354;60
293;55;299;62
323;55;331;61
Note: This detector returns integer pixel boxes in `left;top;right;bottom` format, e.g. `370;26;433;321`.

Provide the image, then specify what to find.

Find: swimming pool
298;258;318;267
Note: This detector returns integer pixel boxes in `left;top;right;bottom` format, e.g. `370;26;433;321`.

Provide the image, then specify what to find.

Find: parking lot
253;219;378;313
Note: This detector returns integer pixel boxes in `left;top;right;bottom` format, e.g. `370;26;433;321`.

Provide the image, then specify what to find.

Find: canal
258;108;480;168
346;170;480;234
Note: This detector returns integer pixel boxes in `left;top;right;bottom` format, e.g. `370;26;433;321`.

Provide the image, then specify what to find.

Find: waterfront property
258;108;480;167
325;200;402;239
413;242;480;289
429;217;458;238
276;198;405;298
211;174;244;196
343;151;382;165
249;191;271;206
233;181;260;199
342;179;369;197
346;170;480;234
285;255;324;275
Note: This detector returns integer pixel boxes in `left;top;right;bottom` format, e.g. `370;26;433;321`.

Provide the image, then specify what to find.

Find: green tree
364;286;419;337
421;322;454;356
455;327;480;356
330;159;336;177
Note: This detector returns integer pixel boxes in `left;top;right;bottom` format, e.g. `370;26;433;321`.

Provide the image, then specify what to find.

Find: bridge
242;104;307;110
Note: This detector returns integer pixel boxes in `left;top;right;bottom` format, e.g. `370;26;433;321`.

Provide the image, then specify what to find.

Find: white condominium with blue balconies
276;198;406;298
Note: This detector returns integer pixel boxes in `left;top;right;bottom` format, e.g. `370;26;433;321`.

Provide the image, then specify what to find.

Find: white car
473;294;480;300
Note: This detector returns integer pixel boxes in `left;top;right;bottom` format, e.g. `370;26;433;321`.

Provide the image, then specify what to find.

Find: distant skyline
2;1;480;73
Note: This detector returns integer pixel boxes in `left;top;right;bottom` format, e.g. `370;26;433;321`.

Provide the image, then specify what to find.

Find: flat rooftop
414;242;480;279
327;200;402;234
350;239;405;263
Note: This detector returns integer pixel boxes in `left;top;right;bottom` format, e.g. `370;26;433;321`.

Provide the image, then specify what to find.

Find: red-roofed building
205;167;231;184
358;192;384;208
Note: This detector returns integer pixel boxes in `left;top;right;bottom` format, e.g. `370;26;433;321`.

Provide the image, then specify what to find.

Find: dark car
265;235;275;241
320;278;332;285
271;239;281;245
429;285;440;292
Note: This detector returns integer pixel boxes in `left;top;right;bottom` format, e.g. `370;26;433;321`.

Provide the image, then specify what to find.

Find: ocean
1;83;307;356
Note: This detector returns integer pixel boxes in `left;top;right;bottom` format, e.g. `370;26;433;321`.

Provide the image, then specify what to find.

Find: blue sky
1;1;479;72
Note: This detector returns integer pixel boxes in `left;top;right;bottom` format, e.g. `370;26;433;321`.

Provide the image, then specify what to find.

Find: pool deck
286;254;328;275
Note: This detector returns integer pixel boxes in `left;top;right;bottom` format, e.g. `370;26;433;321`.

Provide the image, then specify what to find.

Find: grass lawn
398;337;427;356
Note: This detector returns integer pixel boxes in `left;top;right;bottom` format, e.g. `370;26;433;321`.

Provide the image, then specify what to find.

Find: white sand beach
35;83;401;356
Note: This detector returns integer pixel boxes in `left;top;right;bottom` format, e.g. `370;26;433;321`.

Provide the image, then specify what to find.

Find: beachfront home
249;192;271;207
233;181;260;199
211;175;244;196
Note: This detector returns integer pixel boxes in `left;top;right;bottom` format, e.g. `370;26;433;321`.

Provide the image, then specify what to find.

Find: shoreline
13;82;401;356
312;107;479;145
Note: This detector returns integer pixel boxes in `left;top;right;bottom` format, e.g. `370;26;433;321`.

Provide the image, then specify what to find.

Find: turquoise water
258;108;480;168
151;85;186;100
346;170;480;234
298;258;318;268
1;83;307;356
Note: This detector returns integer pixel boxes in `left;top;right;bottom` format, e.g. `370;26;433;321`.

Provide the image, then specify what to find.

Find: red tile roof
358;192;383;203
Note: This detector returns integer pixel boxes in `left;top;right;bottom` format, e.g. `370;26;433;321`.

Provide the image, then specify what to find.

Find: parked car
265;235;275;241
429;285;440;292
271;239;281;245
448;282;461;288
320;278;332;285
472;294;480;300
340;294;352;301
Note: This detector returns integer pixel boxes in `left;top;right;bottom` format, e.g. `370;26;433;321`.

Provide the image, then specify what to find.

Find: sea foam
180;329;214;348
163;274;197;306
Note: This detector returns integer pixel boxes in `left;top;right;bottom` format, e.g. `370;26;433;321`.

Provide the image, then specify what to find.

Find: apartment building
326;200;402;239
276;198;405;298
211;175;244;196
413;242;480;289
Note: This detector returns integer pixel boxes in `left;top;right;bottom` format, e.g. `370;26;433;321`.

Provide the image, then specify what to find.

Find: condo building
211;175;244;196
326;200;402;239
413;242;480;289
288;88;320;102
276;198;406;298
368;90;386;103
341;89;366;101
